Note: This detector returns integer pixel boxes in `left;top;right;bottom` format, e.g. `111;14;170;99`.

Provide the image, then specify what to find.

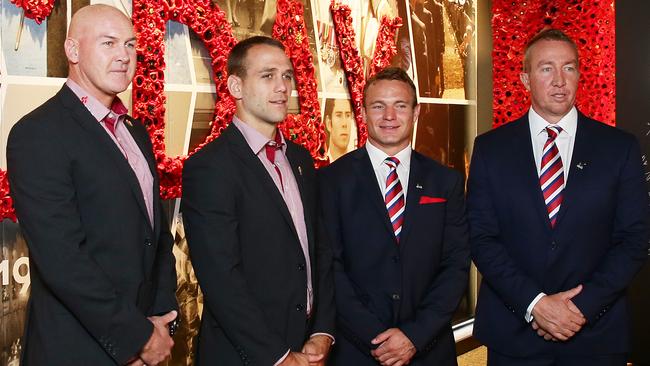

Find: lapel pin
576;162;588;170
298;166;303;176
416;183;423;189
125;119;133;127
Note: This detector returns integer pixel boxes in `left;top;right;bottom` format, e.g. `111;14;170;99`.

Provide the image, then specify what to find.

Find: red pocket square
419;196;447;204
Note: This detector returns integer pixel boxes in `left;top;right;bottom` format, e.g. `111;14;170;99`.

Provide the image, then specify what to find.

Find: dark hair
523;29;579;72
323;98;353;121
363;67;417;107
227;36;285;77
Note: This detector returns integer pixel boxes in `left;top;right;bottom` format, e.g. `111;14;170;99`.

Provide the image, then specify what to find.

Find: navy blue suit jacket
320;147;470;365
468;112;649;357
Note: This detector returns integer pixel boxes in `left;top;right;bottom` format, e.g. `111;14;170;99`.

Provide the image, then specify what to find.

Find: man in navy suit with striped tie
468;29;649;365
320;67;470;365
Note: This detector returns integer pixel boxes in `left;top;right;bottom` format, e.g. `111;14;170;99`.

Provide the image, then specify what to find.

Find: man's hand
279;351;324;366
531;285;586;341
301;335;333;365
139;310;177;365
531;320;556;341
370;328;416;366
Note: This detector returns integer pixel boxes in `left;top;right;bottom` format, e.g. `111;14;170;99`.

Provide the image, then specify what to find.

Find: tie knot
546;125;562;140
266;140;283;150
385;157;400;169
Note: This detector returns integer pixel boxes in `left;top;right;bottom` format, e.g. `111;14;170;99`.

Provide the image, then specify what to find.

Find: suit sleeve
319;169;387;353
399;170;470;352
151;207;179;315
571;136;650;323
467;138;544;319
181;152;289;364
7;119;153;365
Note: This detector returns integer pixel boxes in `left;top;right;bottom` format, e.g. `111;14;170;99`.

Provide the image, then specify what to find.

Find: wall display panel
165;91;193;157
164;21;192;85
0;220;28;366
0;0;479;363
409;0;475;101
187;91;217;152
1;1;47;76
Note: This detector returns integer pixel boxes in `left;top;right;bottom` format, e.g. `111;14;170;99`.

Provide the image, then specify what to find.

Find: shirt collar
365;140;412;170
232;116;287;155
529;106;577;138
66;79;128;122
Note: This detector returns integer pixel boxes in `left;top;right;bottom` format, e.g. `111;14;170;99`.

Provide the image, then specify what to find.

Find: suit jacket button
392;255;400;263
296;304;304;311
391;294;400;300
145;238;152;246
551;241;557;250
297;263;306;271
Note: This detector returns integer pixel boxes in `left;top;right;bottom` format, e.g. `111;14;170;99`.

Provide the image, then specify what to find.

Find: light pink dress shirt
66;80;154;227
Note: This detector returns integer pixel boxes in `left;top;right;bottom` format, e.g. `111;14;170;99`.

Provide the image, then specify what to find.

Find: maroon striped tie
539;126;564;228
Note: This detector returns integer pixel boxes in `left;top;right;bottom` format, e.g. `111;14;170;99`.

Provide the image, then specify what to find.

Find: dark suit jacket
181;123;335;365
468;112;650;357
320;147;470;365
6;85;178;365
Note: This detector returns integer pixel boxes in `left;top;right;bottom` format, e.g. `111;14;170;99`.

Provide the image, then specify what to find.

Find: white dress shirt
524;106;578;322
365;141;412;200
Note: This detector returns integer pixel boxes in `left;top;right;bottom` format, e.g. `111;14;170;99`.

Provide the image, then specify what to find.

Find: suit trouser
488;349;626;366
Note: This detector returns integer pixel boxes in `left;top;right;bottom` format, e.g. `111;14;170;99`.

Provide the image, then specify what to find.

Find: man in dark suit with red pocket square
320;67;470;366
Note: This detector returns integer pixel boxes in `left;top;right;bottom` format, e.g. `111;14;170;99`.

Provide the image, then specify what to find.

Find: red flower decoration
273;0;328;167
0;169;16;222
10;0;54;24
492;1;615;127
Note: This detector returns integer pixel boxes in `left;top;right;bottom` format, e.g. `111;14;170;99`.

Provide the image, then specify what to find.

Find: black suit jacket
320;147;470;365
468;112;650;357
6;85;178;365
181;123;335;365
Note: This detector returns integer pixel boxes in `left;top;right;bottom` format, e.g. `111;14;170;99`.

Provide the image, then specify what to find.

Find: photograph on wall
0;221;29;366
187;92;217;151
1;1;47;77
189;30;216;85
164;21;192;85
322;98;357;162
414;103;470;179
408;0;475;100
312;0;361;94
388;0;415;80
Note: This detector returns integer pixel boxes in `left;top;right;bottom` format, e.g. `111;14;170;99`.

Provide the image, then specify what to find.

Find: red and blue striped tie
385;157;405;242
540;126;564;228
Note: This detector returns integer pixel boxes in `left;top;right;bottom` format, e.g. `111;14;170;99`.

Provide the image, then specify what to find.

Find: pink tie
384;157;405;242
539;126;564;228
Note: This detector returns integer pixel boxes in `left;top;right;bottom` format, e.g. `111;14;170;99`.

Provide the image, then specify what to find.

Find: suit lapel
124;115;159;235
398;152;424;248
58;86;153;230
226;125;300;241
285;143;315;253
355;148;396;240
511;116;553;232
